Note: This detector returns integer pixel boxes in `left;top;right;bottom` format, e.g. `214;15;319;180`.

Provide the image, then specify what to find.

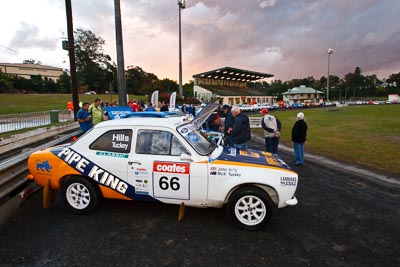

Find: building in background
282;85;325;106
192;66;276;105
0;63;63;82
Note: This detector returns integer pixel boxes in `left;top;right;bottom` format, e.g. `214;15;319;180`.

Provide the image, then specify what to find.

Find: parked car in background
84;91;97;95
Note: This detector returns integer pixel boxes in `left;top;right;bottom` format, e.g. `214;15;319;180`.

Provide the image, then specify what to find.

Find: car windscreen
177;123;216;155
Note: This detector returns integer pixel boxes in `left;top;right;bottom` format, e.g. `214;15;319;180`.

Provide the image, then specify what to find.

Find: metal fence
0;110;73;134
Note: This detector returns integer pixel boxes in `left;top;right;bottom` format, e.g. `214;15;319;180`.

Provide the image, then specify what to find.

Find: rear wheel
62;176;101;214
227;186;273;231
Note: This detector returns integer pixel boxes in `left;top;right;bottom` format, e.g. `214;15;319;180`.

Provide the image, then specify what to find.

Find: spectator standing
181;104;187;113
291;112;308;166
130;99;139;112
230;106;251;149
89;98;104;126
187;104;194;116
77;102;92;132
206;112;222;132
160;102;169;111
260;108;281;154
222;104;234;146
146;103;156;111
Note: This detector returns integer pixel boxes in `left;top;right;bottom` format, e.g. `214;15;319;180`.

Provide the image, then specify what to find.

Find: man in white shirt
260;108;281;154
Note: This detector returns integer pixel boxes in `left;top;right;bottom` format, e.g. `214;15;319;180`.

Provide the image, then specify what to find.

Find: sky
1;0;399;83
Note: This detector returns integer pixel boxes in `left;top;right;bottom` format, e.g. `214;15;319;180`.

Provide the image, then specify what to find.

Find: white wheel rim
66;183;91;210
235;195;266;226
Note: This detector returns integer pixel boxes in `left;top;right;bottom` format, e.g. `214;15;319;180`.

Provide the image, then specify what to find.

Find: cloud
2;0;399;82
258;0;277;9
9;23;58;50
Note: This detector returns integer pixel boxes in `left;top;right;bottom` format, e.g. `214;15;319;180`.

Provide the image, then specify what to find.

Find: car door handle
128;160;141;165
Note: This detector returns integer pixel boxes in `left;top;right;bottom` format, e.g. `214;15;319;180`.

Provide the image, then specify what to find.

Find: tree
144;78;178;96
74;28;113;93
125;66;158;95
387;72;400;90
23;59;41;65
343;67;366;99
183;80;194;98
57;71;72;93
0;71;13;93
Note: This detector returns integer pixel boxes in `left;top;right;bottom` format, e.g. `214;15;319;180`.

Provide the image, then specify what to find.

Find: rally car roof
95;116;186;129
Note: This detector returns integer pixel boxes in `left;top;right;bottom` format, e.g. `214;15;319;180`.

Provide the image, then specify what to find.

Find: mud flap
43;179;56;208
178;202;185;221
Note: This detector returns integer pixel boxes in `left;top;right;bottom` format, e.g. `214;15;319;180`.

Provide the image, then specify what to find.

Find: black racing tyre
61;176;102;214
227;186;273;231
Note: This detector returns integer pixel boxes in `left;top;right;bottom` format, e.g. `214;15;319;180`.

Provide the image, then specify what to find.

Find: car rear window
89;129;132;153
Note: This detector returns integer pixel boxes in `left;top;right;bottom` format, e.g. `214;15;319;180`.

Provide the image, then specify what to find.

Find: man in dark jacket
291;112;308;166
230;106;251;149
222;104;234;146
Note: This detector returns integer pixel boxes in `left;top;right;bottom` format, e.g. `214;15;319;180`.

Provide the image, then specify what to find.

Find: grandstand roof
192;66;273;81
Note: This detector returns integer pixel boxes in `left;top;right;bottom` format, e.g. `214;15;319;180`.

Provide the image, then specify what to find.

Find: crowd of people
203;104;308;165
76;99;308;165
77;98;109;133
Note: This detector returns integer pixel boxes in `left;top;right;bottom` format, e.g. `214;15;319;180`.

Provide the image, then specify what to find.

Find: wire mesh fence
0;110;74;133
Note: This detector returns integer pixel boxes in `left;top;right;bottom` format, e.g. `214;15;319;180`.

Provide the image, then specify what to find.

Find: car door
127;127;208;206
68;127;134;198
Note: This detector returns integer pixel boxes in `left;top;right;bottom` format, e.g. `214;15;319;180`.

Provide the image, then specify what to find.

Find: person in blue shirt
77;102;92;132
145;102;156;111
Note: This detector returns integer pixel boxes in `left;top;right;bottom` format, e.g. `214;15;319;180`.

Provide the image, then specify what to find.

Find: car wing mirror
180;153;192;162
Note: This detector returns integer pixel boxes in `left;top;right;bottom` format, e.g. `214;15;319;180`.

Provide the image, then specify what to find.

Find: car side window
89;129;132;153
171;135;190;156
136;130;189;156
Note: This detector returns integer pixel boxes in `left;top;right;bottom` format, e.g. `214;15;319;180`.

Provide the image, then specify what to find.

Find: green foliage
22;58;41;65
57;72;72;93
125;66;158;94
145;78;178;95
183;80;194;97
0;71;13;93
74;28;113;93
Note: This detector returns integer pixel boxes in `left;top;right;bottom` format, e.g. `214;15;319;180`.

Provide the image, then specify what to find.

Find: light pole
178;0;186;99
327;48;334;102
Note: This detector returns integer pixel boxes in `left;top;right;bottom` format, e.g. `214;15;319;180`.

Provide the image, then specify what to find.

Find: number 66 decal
159;176;181;191
153;162;190;200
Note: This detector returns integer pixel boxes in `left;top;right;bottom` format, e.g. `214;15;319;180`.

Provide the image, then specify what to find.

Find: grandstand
192;66;276;105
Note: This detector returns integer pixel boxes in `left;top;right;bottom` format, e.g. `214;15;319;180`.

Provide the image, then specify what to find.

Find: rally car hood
191;103;220;129
212;146;290;170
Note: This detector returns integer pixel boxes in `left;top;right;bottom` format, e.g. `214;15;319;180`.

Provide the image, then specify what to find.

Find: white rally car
27;104;298;230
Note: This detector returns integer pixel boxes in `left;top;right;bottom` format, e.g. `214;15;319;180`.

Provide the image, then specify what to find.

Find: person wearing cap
222;104;234;146
77;102;92;132
291;112;308;166
230;106;251;149
260;108;281;154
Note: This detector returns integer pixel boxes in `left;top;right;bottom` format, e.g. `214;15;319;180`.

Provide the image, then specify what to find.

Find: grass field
256;104;400;176
1;94;399;176
0;94;147;115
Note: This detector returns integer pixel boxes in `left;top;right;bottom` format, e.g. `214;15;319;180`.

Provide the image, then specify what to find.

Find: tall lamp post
178;0;186;99
327;48;334;102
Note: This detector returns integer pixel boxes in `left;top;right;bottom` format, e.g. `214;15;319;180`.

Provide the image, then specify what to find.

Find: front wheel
227;186;273;231
61;176;101;214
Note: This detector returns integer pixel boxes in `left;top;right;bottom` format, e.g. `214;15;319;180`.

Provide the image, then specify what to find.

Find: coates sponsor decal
153;161;190;174
51;147;158;202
